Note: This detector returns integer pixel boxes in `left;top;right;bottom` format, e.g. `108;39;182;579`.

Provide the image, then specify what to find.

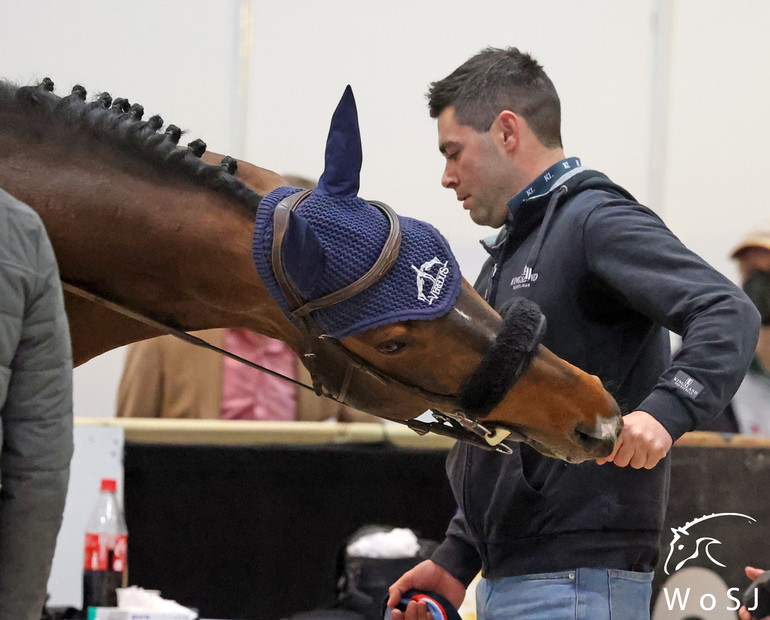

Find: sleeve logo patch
673;371;704;399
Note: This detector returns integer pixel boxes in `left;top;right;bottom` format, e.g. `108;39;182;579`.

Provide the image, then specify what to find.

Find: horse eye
377;340;406;354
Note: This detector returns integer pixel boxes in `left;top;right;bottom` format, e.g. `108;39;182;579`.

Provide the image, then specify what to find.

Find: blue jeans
475;568;653;620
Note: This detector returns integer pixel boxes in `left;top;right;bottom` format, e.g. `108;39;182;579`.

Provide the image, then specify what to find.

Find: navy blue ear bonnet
252;86;461;339
252;187;461;339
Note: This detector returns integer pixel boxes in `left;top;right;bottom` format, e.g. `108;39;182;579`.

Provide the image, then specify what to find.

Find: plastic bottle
82;478;128;610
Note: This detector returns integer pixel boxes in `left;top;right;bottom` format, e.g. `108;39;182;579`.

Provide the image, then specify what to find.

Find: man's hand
387;560;466;620
740;566;768;620
596;410;672;469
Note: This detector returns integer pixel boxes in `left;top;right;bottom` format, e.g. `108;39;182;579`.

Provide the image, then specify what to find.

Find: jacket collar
507;157;583;218
481;165;597;261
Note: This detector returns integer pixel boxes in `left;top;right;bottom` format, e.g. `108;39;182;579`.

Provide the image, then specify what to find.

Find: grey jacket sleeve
583;200;760;440
0;190;74;620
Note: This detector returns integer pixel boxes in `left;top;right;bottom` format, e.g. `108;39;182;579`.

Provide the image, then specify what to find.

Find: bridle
269;190;518;452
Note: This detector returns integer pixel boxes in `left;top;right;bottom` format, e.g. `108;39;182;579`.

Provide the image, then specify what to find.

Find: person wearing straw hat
723;220;770;435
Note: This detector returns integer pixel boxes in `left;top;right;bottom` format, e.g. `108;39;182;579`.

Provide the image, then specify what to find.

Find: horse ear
317;85;362;198
281;210;326;299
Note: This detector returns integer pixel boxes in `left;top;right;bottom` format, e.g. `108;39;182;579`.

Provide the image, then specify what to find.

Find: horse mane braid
0;77;262;214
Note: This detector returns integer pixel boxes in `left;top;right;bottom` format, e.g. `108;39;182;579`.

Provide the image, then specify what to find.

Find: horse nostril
574;418;620;458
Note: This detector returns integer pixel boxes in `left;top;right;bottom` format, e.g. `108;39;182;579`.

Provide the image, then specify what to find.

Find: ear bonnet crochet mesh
252;86;462;339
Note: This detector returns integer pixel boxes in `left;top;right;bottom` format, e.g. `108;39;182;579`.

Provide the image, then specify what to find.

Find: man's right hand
386;560;466;620
740;566;769;620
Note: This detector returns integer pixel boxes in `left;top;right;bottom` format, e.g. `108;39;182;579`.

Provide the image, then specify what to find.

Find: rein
61;281;316;394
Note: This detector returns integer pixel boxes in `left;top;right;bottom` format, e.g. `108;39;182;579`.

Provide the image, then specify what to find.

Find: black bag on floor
283;525;438;620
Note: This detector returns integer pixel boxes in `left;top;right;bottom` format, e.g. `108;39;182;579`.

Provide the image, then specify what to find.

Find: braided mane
0;77;261;214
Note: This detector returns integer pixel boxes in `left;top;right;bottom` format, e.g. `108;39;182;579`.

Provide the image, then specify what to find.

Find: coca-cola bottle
82;478;128;610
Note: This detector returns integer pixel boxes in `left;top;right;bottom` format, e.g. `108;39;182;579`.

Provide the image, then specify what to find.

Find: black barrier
123;439;770;620
123;442;456;620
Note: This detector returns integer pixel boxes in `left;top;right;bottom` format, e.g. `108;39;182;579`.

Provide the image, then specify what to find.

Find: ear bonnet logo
412;257;450;305
663;512;756;575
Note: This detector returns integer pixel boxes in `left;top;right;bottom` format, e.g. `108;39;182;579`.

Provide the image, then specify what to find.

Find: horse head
252;86;622;462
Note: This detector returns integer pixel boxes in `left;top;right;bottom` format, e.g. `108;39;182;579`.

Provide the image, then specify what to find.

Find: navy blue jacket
431;169;760;584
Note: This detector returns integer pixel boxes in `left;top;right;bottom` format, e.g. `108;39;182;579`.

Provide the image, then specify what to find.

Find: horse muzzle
573;414;623;459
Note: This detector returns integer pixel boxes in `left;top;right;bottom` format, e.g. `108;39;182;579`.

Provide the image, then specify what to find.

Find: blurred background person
116;328;376;422
708;220;770;434
0;188;73;620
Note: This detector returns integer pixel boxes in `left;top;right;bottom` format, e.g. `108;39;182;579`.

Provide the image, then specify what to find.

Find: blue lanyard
508;157;582;217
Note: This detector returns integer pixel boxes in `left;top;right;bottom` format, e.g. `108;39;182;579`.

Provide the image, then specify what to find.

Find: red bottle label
113;534;128;571
84;533;128;571
84;533;106;570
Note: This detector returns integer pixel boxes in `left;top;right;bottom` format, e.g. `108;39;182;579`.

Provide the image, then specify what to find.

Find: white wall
247;0;655;271
1;0;769;417
0;0;243;417
663;0;770;279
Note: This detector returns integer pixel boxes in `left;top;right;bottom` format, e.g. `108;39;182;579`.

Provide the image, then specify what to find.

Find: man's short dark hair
427;47;562;148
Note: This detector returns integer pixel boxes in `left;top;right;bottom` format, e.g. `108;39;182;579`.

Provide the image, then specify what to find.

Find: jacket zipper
484;225;512;307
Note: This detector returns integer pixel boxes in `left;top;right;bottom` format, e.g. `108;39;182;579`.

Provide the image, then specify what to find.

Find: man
0;187;74;619
387;47;760;619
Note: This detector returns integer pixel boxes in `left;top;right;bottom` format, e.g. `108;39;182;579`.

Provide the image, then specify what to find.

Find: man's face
437;107;515;228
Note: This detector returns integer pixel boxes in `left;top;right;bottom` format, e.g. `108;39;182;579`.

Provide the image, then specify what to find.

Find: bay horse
0;78;622;463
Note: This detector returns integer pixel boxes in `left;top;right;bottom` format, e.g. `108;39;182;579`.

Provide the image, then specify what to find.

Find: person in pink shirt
117;327;374;422
219;328;298;421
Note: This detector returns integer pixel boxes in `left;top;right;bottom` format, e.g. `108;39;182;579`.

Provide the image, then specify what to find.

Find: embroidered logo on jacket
672;371;704;399
511;266;539;290
412;257;450;305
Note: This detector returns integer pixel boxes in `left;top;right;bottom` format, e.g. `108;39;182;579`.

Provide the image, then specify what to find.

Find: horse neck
0;140;303;360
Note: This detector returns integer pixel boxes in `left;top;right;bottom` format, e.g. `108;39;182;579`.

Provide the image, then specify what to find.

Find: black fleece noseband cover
457;297;546;418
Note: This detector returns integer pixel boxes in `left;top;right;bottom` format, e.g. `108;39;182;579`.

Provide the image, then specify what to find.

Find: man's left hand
596;410;672;469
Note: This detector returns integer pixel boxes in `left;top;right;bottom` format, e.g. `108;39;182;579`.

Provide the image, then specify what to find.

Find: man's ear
496;110;519;152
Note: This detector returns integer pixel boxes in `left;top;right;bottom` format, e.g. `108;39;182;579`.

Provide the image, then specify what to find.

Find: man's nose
442;165;456;188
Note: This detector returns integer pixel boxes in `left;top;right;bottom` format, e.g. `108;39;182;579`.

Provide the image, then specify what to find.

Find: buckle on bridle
430;411;515;454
